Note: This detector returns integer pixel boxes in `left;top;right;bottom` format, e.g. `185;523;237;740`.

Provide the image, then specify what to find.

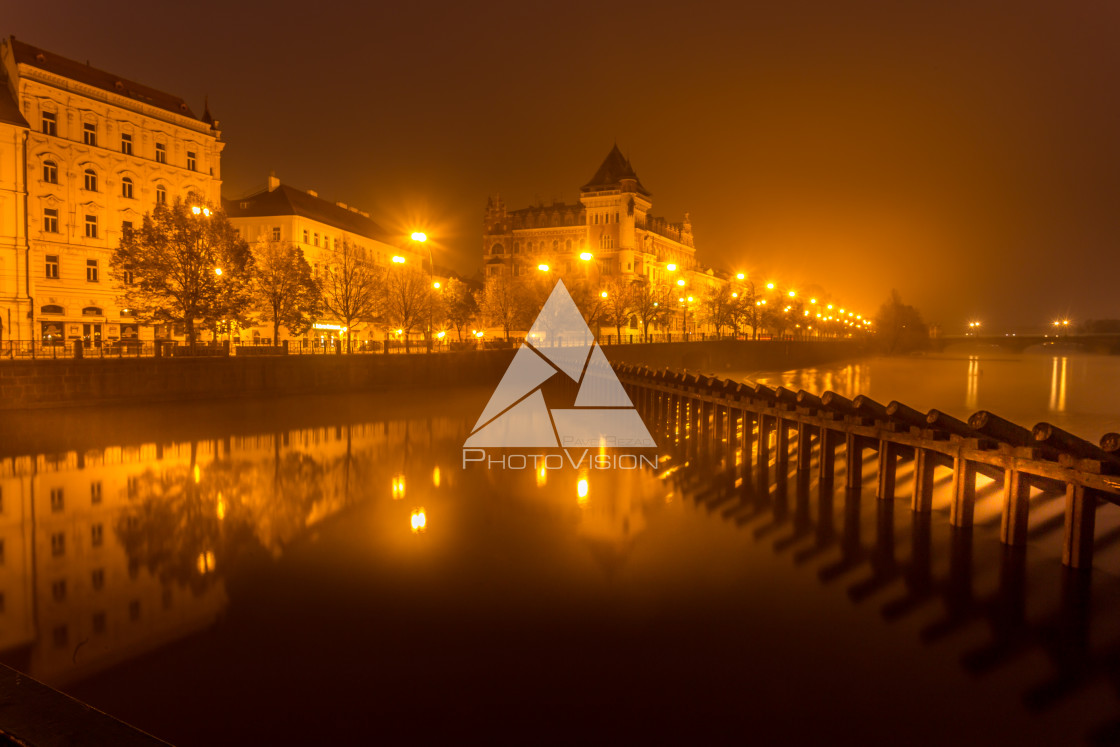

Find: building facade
0;36;223;349
224;175;429;347
482;146;722;333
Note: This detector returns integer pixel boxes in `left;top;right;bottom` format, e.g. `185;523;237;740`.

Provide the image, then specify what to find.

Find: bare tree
441;277;478;342
479;273;526;341
320;240;383;353
251;240;321;345
701;284;736;338
631;280;672;341
382;265;431;353
600;276;636;342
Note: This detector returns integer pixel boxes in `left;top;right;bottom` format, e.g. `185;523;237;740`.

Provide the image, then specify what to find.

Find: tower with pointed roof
483;146;709;336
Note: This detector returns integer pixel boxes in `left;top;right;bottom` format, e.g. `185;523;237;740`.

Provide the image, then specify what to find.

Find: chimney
267;170;279;192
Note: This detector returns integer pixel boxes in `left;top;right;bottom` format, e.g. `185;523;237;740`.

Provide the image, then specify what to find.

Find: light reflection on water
738;352;1120;440
0;382;1117;744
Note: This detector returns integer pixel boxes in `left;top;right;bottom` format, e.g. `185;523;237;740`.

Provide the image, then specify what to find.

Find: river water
1;350;1118;745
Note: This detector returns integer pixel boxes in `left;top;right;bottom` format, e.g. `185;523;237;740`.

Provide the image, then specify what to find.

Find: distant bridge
932;334;1120;354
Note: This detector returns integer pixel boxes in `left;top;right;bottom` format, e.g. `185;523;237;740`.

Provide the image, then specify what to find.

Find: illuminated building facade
224;175;428;347
0;36;223;348
483;146;722;333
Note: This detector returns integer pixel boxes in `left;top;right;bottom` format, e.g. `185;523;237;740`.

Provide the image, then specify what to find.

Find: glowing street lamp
391;255;406;264
676;279;686;287
538;264;550;272
411;232;427;243
580;252;593;261
432;281;441;289
214;267;223;276
788;290;796;298
766;282;775;290
600;291;608;298
736;273;745;280
666;263;677;272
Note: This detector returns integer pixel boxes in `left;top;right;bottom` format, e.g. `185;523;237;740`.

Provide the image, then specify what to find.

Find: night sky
9;1;1120;330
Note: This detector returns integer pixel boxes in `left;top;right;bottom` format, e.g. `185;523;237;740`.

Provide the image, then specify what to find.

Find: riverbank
0;340;862;411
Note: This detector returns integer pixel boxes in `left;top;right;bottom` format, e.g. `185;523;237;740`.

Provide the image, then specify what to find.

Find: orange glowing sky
10;0;1120;330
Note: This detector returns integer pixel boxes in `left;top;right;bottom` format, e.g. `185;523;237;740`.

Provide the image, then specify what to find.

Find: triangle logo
465;280;656;449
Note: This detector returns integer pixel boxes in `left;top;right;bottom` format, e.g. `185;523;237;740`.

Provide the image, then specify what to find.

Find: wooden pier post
818;427;835;504
740;408;755;481
912;448;937;513
756;413;771;498
1062;484;1096;569
999;469;1031;546
775;419;790;501
950;454;977;527
845;433;863;490
877;440;897;500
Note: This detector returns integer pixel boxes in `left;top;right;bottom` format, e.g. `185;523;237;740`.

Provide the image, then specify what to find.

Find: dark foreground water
1;352;1119;745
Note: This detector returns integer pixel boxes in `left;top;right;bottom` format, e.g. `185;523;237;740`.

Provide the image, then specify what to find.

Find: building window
272;227;281;241
91;481;102;504
50;487;64;511
52;580;66;602
42;111;57;136
314;233;320;247
121;132;133;155
121;176;133;198
51;532;65;557
85;216;98;240
45;255;59;278
187;151;196;171
155;142;166;163
43;160;57;183
83;122;97;146
84;169;97;192
156;185;166;204
303;229;309;243
86;258;99;281
91;523;103;547
92;612;106;635
43;208;59;233
92;568;104;590
122;222;133;236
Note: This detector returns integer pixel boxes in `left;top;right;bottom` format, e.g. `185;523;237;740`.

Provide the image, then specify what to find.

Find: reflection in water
965;355;980;411
410;507;427;534
1049;356;1068;412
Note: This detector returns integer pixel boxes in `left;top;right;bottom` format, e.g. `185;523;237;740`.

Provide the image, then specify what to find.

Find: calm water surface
1;354;1118;745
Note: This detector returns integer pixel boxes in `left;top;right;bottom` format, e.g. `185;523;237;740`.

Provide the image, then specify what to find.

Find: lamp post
410;232;433;352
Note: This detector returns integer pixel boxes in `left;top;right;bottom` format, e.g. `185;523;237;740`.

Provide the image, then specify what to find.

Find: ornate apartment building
0;36;223;348
484;146;717;283
224;175;429;346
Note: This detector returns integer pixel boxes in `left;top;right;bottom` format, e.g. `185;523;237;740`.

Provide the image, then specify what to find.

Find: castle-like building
483;146;712;293
0;36;223;349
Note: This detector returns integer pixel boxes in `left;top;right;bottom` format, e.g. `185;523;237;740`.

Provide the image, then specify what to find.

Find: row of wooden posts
614;365;1120;570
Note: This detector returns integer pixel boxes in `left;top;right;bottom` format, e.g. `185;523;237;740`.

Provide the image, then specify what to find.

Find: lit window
45;254;59;278
121;176;133;198
43;160;57;183
121;132;133;154
187;151;196;171
84;168;97;192
155;142;166;163
43;208;59;233
83;122;97;146
87;259;100;282
85;215;98;240
42;111;57;136
156;185;166;204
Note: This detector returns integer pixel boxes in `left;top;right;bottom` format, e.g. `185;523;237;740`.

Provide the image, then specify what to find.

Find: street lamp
580;252;593;261
538;264;550;272
410;231;435;351
391;255;406;264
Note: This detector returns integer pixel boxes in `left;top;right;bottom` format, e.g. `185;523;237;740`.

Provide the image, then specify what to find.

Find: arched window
84;168;97;192
40;304;64;315
552;240;559;251
43;160;58;184
156;185;167;204
121;176;133;199
82;306;103;316
491;243;503;255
